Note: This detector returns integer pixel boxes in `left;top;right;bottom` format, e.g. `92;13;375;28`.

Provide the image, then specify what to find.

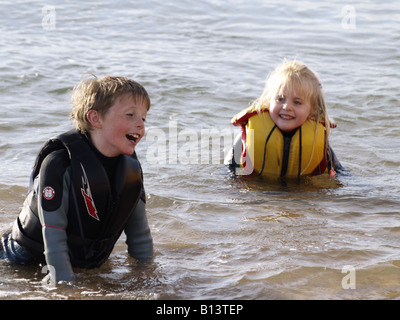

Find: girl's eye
276;96;285;102
142;117;146;122
294;100;302;105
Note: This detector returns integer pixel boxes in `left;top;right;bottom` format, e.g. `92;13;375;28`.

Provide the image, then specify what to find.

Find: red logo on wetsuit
80;163;100;221
43;186;55;200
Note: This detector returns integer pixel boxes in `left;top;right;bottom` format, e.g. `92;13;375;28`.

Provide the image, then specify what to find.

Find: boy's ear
86;110;102;129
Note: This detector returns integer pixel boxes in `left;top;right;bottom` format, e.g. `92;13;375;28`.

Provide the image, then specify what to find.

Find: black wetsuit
1;130;153;281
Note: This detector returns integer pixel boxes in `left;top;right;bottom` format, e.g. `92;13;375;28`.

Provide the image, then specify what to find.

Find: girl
228;60;343;179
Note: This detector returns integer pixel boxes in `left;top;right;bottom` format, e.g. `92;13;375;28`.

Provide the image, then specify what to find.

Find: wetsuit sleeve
231;132;243;167
37;150;75;282
328;145;348;175
124;196;153;260
225;132;253;176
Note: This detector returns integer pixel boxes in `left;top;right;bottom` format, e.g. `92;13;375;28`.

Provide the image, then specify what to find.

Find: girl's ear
86;109;102;129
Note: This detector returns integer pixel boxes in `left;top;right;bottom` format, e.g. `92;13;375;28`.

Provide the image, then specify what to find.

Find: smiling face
87;93;147;157
269;86;312;133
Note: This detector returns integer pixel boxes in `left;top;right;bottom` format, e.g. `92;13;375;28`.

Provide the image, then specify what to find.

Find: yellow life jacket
231;106;328;178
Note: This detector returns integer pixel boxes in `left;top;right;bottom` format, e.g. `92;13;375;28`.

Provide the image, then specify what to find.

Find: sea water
0;0;399;299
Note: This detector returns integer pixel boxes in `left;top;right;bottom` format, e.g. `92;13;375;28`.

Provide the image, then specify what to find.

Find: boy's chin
123;142;138;155
124;147;136;156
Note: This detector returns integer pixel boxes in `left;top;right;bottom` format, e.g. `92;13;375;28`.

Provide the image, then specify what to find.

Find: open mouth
126;133;140;143
279;114;294;120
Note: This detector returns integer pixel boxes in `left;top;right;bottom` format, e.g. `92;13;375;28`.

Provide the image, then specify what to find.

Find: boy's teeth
127;134;139;141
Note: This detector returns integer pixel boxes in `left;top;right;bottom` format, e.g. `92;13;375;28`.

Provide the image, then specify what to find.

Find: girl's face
269;86;312;132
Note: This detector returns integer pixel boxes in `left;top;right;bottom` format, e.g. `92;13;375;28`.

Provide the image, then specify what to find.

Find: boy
0;75;153;283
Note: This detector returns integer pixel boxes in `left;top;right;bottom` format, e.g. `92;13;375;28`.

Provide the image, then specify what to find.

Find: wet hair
71;75;151;133
252;60;331;137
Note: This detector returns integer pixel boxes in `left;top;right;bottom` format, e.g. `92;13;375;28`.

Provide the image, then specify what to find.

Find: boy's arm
124;195;153;261
37;150;75;283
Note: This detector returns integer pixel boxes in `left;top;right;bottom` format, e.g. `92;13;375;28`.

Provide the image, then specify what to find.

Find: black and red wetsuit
1;130;153;282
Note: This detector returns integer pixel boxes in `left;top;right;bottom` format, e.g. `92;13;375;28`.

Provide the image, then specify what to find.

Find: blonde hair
252;60;331;138
71;75;151;133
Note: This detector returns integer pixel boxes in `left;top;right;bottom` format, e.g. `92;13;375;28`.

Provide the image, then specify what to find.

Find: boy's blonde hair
253;60;331;137
71;75;151;133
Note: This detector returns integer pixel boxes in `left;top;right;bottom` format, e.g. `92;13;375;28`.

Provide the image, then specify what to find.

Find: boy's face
269;86;311;132
94;94;147;157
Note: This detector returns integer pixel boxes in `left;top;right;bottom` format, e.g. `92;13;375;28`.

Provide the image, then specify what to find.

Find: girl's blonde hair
71;75;151;133
252;60;331;138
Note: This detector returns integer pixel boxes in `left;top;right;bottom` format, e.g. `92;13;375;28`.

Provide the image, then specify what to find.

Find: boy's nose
136;117;145;128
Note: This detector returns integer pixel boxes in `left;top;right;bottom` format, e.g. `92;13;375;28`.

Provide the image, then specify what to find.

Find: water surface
0;0;399;299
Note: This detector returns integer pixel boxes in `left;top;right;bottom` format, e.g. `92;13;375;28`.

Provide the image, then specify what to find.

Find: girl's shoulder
231;105;268;126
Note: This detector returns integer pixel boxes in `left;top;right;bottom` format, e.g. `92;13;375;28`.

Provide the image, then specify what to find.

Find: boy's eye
126;113;146;122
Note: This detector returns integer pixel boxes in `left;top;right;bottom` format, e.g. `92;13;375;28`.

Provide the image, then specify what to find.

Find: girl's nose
282;101;292;110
